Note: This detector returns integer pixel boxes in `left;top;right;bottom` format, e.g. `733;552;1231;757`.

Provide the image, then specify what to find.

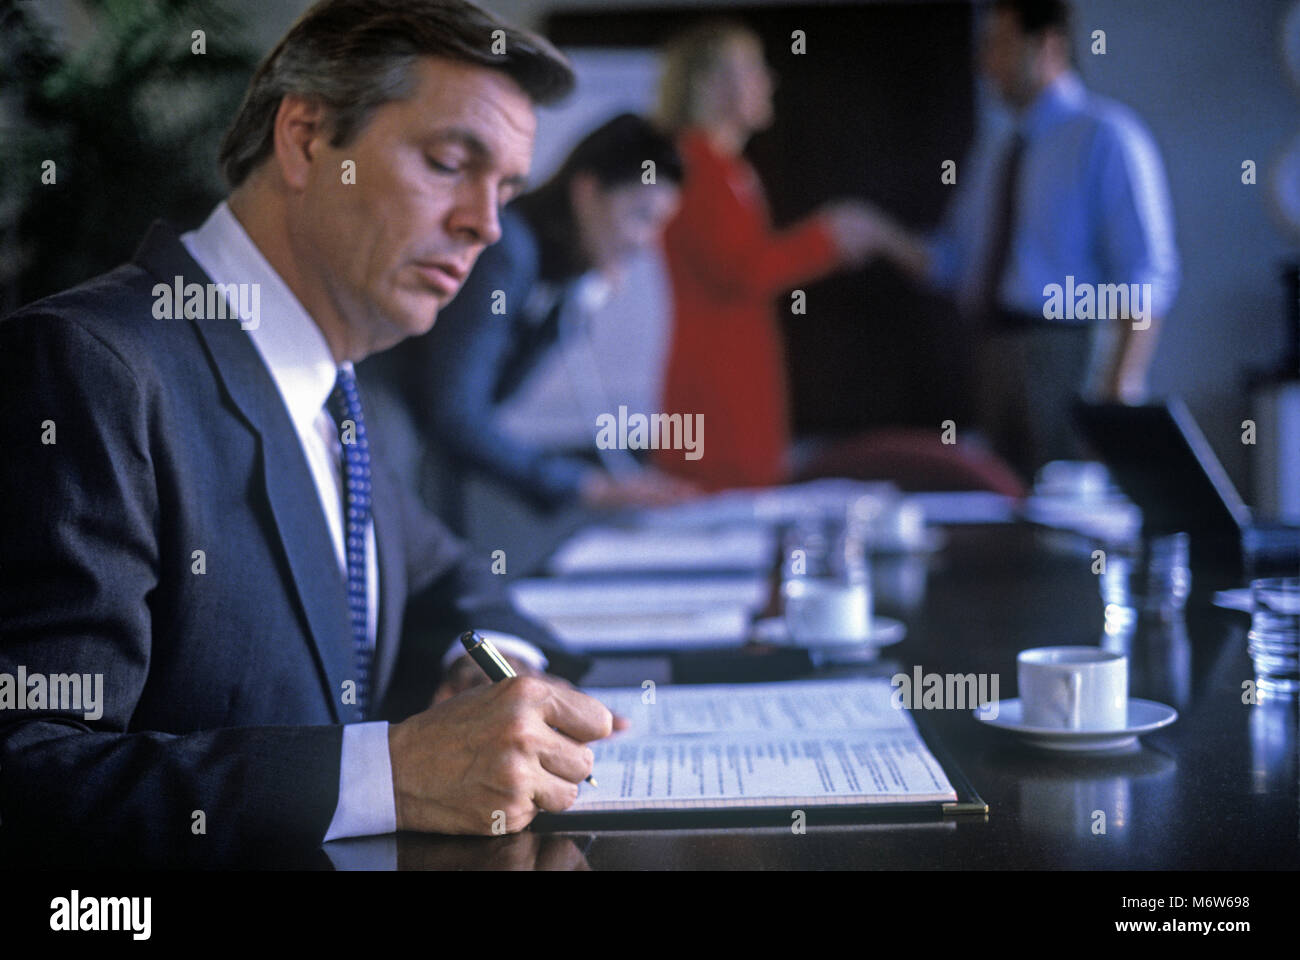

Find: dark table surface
371;522;1300;870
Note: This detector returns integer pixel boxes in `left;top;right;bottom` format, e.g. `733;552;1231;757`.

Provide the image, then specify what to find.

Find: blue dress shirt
927;71;1179;322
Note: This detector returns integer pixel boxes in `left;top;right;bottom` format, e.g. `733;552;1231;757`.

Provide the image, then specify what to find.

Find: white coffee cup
1036;460;1110;501
1017;646;1128;730
783;577;872;646
875;500;925;549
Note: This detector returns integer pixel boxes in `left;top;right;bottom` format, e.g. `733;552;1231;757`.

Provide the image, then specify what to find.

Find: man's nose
451;183;503;247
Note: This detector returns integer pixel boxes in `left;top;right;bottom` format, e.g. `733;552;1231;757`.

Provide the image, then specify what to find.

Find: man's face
980;10;1039;109
573;178;681;278
291;57;536;358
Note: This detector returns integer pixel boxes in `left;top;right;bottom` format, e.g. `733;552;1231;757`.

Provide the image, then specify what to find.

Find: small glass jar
780;516;872;648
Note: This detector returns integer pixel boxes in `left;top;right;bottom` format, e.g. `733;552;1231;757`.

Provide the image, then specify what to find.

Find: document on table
548;526;776;574
634;479;897;529
905;491;1018;525
510;575;768;616
525;607;753;650
565;678;957;812
508;575;766;650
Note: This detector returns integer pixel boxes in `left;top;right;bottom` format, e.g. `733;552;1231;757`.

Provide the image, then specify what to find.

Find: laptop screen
1073;399;1250;537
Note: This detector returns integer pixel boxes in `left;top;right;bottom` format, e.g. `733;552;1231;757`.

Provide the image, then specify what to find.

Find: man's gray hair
218;0;574;187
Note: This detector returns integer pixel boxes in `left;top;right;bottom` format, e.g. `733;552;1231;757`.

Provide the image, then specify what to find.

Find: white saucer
754;615;906;652
1212;588;1251;612
974;697;1178;752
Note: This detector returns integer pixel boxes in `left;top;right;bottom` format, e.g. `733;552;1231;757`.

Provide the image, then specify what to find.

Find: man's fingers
535;682;615;742
536;729;595;785
437;653;543;706
532;767;583;813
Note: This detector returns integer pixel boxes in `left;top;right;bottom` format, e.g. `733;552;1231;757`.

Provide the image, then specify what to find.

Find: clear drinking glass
1099;531;1191;616
1247;577;1300;699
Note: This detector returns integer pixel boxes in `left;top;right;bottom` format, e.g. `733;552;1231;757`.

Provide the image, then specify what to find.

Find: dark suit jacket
0;222;578;867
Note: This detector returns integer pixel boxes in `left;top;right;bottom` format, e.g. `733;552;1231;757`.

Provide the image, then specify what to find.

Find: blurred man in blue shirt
870;0;1179;479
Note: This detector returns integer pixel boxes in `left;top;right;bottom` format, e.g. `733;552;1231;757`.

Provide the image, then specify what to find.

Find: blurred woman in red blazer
653;21;880;490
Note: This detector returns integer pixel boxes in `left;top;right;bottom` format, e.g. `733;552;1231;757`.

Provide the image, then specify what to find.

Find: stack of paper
509;576;768;651
535;608;752;650
548;526;776;574
634;478;896;529
510;576;768;616
904;491;1018;525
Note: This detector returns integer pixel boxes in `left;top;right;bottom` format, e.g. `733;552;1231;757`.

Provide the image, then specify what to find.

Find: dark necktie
325;367;372;718
978;130;1027;322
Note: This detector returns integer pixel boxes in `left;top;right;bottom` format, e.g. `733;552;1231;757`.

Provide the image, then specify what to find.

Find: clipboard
532;707;987;832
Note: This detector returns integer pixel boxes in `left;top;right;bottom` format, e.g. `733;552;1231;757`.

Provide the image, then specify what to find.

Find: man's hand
821;199;931;279
820;199;888;267
579;468;700;510
433;652;539;705
435;651;632;723
1097;367;1149;405
388;674;615;835
1092;315;1161;405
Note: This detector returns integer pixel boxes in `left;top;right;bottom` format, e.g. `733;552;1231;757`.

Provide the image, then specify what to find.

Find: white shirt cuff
322;636;548;846
322;721;397;842
321;835;398;871
440;631;549;673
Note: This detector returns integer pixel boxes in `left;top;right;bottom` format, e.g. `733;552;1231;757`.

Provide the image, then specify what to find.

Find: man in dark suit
0;0;616;867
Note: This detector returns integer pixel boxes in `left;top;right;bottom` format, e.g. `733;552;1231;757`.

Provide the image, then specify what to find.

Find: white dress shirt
181;203;544;845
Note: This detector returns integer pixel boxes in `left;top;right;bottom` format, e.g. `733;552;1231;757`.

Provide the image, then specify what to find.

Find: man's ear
271;94;330;192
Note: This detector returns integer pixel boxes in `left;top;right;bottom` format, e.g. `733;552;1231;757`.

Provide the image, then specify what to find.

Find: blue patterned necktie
325;367;372;718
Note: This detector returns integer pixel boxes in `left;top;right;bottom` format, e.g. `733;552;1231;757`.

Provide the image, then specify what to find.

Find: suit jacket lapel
132;220;357;724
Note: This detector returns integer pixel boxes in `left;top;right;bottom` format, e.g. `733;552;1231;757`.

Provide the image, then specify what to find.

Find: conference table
376;516;1299;871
